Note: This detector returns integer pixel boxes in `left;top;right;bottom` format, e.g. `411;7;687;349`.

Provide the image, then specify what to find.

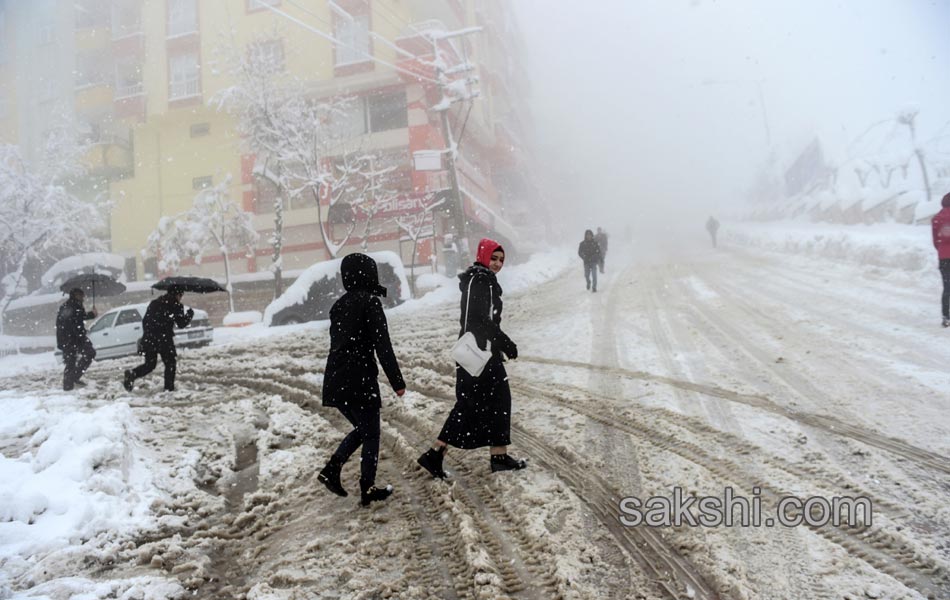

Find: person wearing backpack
417;238;526;478
317;253;406;506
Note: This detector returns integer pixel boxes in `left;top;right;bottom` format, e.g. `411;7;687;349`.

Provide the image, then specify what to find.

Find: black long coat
322;256;404;409
438;264;518;449
55;298;95;352
141;294;192;352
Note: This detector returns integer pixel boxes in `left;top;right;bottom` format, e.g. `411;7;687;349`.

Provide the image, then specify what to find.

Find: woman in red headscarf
417;238;527;476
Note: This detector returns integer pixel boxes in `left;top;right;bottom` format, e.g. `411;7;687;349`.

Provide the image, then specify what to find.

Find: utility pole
429;27;481;256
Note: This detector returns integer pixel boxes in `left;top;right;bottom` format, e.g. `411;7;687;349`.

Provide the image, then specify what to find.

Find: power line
256;0;439;85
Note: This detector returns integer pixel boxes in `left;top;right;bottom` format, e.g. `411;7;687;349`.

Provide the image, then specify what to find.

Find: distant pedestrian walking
594;227;609;273
317;253;406;506
932;192;950;327
417;238;525;479
123;287;193;392
706;217;720;248
56;288;97;391
578;229;603;292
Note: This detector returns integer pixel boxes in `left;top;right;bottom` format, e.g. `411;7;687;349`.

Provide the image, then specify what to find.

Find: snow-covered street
1;234;947;600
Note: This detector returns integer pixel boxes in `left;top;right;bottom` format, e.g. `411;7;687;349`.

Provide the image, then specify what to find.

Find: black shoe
592;288;597;293
63;384;74;391
122;370;134;392
73;381;87;388
417;448;448;479
360;484;393;506
490;454;527;473
943;318;950;328
317;461;348;497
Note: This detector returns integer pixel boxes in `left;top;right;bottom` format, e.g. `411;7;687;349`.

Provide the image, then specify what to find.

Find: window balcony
169;79;200;100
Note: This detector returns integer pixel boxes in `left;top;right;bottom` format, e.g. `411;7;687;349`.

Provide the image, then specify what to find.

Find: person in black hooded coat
317;253;406;506
56;288;97;391
417;238;526;477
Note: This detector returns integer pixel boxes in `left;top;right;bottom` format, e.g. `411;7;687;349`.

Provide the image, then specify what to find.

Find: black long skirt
438;356;512;449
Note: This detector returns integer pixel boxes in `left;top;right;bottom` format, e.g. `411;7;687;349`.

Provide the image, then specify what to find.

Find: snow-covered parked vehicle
264;251;410;326
54;302;213;361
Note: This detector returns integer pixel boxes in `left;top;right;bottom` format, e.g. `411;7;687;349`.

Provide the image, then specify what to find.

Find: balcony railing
167;19;198;38
114;81;143;99
169;78;200;100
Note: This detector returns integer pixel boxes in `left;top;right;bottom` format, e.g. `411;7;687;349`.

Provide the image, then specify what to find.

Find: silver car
56;302;213;361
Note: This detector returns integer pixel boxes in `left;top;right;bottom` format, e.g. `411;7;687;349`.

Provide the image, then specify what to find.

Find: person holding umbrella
123;285;193;392
56;288;97;391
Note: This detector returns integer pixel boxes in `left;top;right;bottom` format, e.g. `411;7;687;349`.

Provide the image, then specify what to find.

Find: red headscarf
475;237;503;267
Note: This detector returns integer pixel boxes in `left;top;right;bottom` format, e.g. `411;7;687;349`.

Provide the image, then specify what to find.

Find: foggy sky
514;0;950;232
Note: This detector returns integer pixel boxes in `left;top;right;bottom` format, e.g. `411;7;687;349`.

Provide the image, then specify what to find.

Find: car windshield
89;312;117;333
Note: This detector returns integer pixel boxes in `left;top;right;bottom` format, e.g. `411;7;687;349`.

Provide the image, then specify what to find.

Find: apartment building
1;0;536;282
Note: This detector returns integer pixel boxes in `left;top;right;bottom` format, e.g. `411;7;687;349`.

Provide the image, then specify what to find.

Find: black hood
458;263;500;293
341;253;387;297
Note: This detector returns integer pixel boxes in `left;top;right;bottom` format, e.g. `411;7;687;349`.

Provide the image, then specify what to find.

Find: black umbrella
152;276;227;294
60;273;126;309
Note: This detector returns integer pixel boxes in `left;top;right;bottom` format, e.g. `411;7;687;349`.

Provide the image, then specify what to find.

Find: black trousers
331;401;381;490
941;259;950;319
131;347;177;391
63;339;96;390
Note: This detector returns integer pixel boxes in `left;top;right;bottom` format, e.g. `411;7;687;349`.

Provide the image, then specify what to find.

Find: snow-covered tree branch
144;175;258;314
0;126;105;334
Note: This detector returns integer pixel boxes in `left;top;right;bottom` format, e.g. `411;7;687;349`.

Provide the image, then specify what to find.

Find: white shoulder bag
451;276;492;377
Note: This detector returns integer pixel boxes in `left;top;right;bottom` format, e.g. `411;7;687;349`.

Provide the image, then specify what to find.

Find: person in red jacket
932;192;950;327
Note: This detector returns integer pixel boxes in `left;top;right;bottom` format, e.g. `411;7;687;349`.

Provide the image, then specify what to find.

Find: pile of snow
263;251;410;326
0;392;170;596
727;220;937;272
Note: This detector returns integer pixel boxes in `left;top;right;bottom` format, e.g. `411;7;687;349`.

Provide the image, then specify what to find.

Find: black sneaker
122;370;134;392
417;448;448;479
317;462;348;497
490;454;527;473
943;318;950;328
360;484;393;506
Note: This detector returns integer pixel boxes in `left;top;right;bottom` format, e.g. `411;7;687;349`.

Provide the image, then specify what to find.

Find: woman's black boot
490;453;527;473
317;459;347;497
361;483;393;506
417;447;448;479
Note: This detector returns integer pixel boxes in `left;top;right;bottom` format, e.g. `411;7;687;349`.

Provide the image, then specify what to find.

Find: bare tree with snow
144;176;258;314
394;194;445;298
0;125;105;334
212;28;302;299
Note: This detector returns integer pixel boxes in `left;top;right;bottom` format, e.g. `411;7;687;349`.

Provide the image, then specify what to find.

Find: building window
190;122;210;137
367;90;408;132
76;48;111;88
333;13;370;66
112;0;143;38
39;80;55;103
38;23;54;46
169;52;200;100
167;0;197;37
248;39;284;73
75;0;109;29
192;175;213;190
114;61;143;98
